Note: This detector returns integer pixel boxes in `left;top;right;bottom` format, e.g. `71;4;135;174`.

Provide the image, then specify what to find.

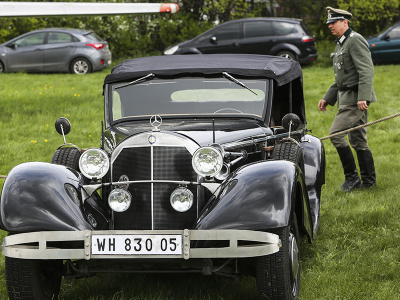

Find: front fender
196;160;312;238
0;162;92;232
301;134;325;234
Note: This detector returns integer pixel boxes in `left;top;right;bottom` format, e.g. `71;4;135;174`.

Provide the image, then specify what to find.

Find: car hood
366;36;380;44
165;38;195;50
104;119;272;151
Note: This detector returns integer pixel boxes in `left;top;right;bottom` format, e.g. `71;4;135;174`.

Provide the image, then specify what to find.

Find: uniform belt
339;83;358;91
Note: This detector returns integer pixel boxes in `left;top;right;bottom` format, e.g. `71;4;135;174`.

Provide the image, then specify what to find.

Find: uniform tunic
324;28;376;150
324;28;376;106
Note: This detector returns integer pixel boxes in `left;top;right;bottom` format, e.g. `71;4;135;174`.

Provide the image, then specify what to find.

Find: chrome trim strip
151;143;154;230
221;130;304;149
83;182;221;197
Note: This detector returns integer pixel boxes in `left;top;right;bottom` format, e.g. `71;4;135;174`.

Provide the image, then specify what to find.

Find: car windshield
109;77;268;122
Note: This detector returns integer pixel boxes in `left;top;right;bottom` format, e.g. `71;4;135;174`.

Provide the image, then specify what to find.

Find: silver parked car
0;28;112;74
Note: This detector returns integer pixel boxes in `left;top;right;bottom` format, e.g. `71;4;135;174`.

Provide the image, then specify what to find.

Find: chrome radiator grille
111;145;198;230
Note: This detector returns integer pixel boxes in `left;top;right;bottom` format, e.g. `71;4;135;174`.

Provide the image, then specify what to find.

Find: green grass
1;64;400;299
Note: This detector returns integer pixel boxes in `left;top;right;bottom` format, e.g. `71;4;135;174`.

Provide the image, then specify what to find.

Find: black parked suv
164;18;318;65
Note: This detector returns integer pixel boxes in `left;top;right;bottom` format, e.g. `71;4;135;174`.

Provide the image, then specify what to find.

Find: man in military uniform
318;7;376;192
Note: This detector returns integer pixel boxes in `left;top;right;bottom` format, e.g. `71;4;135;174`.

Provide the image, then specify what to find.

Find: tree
337;0;400;36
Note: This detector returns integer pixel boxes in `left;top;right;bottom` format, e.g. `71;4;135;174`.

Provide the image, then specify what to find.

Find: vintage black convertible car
1;54;325;299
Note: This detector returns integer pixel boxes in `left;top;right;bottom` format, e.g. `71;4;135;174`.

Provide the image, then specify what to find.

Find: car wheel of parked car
70;58;92;74
5;256;63;300
277;51;297;61
51;147;81;170
0;61;4;73
256;214;300;299
272;141;304;172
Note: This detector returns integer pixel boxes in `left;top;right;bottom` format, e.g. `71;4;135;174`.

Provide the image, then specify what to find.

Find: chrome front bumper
2;229;280;260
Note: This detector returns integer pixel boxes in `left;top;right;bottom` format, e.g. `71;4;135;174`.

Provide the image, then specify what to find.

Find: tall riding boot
336;146;361;192
356;149;376;188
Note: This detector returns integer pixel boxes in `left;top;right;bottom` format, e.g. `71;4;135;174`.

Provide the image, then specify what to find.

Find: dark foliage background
0;0;399;60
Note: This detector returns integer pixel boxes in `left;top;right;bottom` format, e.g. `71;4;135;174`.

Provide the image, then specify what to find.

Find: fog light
108;188;132;212
170;187;193;212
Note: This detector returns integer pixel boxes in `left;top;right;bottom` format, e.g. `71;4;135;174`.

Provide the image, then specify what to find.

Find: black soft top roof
104;54;303;87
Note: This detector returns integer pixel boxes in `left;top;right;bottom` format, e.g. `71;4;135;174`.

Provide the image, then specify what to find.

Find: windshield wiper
114;73;155;89
222;72;258;95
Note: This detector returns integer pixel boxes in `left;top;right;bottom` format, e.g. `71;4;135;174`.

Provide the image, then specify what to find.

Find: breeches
329;105;369;150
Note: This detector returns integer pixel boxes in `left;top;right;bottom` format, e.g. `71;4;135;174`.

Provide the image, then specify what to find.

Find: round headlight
108;188;132;212
79;148;110;179
170;187;193;212
192;146;224;177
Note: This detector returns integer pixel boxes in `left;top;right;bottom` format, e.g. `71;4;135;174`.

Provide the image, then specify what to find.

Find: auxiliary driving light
170;187;194;212
108;188;132;212
79;148;110;179
192;146;224;177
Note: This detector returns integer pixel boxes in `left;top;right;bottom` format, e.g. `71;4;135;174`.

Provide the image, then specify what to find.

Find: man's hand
357;100;368;111
318;99;328;111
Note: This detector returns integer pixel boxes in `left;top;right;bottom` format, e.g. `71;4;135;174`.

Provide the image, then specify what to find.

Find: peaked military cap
326;6;352;24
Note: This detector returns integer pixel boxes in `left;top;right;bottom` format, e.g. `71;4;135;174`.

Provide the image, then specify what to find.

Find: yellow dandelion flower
74;93;77;97
44;139;48;143
89;135;92;138
31;140;37;144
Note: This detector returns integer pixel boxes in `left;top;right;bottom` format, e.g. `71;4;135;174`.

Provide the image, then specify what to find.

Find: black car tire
277;51;297;61
70;57;92;74
5;256;63;300
51;147;81;171
272;141;305;173
256;214;300;299
0;61;4;73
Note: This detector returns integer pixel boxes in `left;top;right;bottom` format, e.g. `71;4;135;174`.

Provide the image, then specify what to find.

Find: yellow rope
320;112;400;141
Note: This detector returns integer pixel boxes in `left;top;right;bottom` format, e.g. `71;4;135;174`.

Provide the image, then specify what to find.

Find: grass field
1;63;400;299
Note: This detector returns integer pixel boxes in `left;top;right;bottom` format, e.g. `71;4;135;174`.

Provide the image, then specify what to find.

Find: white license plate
91;234;182;255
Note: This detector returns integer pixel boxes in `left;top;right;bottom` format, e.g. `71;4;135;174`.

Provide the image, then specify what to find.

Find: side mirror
281;113;301;132
7;43;16;49
382;35;390;41
55;117;71;135
210;36;217;44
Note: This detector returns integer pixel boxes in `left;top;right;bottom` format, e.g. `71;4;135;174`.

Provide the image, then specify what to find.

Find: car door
373;25;400;63
43;32;77;72
239;20;277;54
5;32;46;72
194;22;242;54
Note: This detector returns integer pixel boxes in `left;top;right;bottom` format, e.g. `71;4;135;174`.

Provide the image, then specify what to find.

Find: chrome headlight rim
79;148;110;179
170;186;194;212
108;188;132;213
192;146;224;177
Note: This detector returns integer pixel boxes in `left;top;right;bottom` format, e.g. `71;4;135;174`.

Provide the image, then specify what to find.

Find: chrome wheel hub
74;61;88;74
